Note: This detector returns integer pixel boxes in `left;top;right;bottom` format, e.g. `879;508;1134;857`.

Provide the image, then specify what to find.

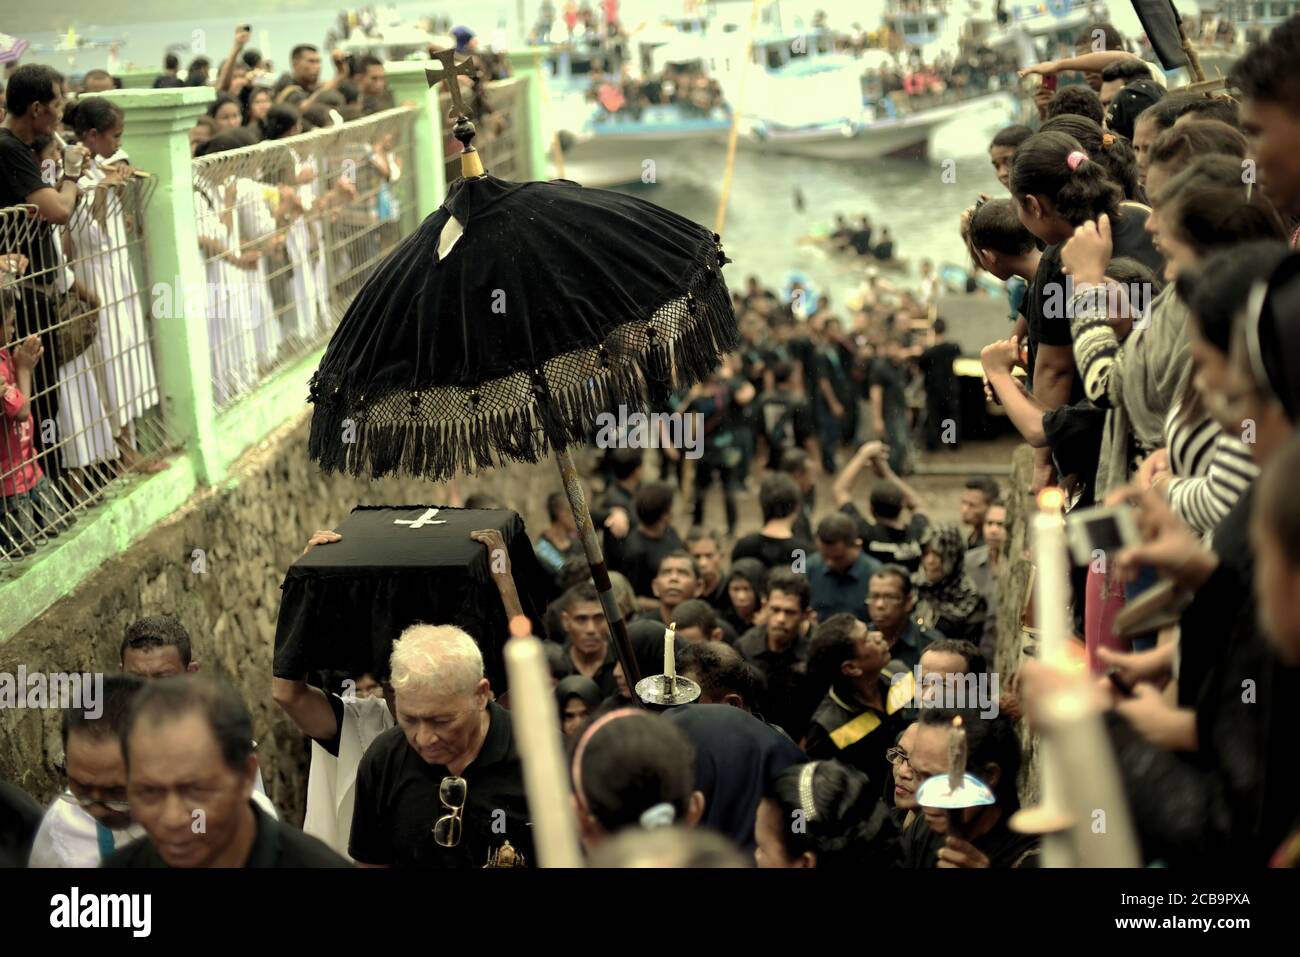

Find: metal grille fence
1;169;175;568
192;106;418;411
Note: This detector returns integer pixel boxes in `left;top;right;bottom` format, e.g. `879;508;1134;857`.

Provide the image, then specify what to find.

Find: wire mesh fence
191;106;418;411
1;77;524;571
2;168;175;568
439;75;528;184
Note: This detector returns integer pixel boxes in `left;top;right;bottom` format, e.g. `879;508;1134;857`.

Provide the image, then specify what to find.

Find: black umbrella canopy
307;173;739;482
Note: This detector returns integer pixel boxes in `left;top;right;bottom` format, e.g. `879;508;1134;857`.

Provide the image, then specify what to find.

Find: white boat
543;34;732;187
739;91;1020;160
716;27;1019;161
23;27;124;75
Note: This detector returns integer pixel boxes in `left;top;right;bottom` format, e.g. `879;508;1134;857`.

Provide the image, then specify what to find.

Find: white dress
282;149;320;344
70;160;159;434
306;154;332;334
234;177;281;368
194;181;256;406
50;238;119;470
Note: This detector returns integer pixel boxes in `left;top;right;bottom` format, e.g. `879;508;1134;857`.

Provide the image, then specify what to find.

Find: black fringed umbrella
306;51;739;698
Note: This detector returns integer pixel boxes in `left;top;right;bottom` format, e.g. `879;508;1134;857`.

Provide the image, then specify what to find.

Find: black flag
1129;0;1189;69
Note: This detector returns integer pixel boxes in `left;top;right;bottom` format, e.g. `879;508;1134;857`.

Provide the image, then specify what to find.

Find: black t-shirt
1029;206;1163;384
917;342;961;402
349;701;532;868
757;391;814;467
786;334;817;383
731;532;813;570
0;128;57;278
868;357;908;416
612;525;685;597
103;802;351;868
812;344;849;404
840;503;928;572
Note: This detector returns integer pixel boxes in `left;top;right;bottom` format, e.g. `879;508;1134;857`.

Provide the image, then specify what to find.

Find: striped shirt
1163;400;1258;537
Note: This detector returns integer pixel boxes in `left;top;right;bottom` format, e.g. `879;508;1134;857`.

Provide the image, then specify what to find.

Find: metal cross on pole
425;50;478;119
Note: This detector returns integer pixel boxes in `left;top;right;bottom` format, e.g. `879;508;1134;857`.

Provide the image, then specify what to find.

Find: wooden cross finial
425;49;477;118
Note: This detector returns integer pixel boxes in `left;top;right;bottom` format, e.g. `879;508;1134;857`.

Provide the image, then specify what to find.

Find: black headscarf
555;675;602;713
718;557;766;635
664;704;805;850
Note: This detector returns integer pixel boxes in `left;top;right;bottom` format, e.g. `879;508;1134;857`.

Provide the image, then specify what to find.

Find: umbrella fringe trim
307;280;738;483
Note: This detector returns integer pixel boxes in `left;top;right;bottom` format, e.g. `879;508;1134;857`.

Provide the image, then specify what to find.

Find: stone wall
995;443;1041;807
0;408;565;825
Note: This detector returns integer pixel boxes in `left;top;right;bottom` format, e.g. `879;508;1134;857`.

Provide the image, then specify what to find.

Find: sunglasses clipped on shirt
433;775;468;847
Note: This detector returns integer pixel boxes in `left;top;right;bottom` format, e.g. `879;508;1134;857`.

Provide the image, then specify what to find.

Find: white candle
1033;490;1070;668
665;621;676;681
1032;489;1074;868
503;618;583;868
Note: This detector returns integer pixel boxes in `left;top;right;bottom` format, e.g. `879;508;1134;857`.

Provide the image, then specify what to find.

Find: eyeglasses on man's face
433;775;467;847
886;746;912;768
59;790;131;814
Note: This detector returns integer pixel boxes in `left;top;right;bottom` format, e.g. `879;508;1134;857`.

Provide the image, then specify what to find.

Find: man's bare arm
271;677;339;740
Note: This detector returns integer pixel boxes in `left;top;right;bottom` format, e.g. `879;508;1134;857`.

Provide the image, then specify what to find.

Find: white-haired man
347;624;532;867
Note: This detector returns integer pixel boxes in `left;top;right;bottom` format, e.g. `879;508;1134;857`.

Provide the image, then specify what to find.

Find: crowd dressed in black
5;14;1300;873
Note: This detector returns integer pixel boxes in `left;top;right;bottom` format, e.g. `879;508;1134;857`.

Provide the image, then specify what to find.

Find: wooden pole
713;0;764;236
1177;17;1207;85
555;447;646;704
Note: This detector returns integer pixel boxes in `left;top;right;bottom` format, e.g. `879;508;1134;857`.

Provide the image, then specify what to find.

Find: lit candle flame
1037;486;1065;514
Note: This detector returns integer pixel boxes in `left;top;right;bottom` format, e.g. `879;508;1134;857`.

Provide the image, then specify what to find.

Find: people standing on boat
536;2;557;44
872;228;895;263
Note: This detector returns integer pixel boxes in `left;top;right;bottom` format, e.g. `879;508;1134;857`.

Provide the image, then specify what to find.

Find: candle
664;621;676;682
504;617;583;868
1031;489;1074;867
1033;489;1070;668
947;716;966;794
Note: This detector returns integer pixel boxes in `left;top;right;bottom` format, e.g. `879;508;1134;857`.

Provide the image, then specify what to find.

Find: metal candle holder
634;673;701;708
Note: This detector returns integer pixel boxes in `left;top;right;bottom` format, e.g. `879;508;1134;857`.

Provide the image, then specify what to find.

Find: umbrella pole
554;447;646;705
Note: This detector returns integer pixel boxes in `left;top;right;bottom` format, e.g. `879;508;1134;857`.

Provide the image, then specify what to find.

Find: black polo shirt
349;701;532;868
730;532;813;570
735;625;816;738
102;802;350;868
